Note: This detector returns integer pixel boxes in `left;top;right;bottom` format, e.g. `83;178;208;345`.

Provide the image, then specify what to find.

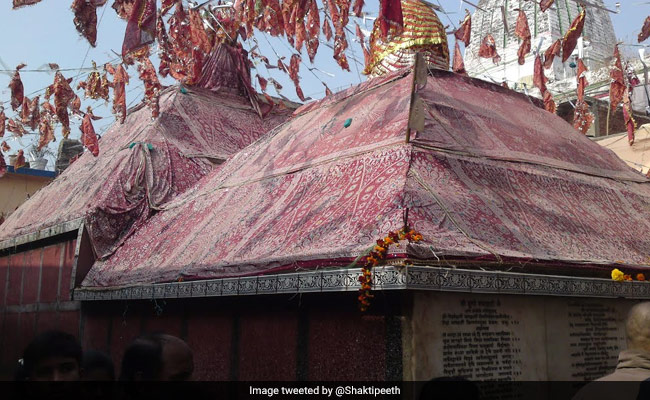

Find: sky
0;0;646;169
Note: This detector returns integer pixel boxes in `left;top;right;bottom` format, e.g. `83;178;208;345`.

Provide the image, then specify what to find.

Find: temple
0;0;649;383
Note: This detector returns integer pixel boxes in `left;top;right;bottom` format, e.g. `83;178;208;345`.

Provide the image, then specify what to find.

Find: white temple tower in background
463;0;617;92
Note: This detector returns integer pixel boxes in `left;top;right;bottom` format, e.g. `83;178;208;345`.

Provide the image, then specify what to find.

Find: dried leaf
9;67;25;111
452;41;466;75
478;34;501;65
639;16;650;43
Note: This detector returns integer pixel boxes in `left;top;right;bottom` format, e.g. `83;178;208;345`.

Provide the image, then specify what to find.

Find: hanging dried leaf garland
478;34;500;65
377;0;403;38
573;59;593;135
122;0;157;57
0;107;5;138
639;16;650;43
9;64;26;111
38;114;55;151
105;63;130;124
112;0;135;19
81;107;100;157
623;88;637;146
77;62;110;101
21;95;40;131
515;9;531;66
322;15;333;41
609;45;626;113
12;0;43;9
561;9;585;63
294;0;308;53
544;39;562;69
52;71;76;138
71;0;105;47
452;41;466;75
326;0;351;71
534;54;556;114
7;118;26;137
355;22;370;66
454;10;471;47
306;0;321;63
353;0;364;17
137;58;162;118
289;54;306;102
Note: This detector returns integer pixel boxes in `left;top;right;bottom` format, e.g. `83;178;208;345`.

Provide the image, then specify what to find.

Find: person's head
119;333;193;381
22;331;82;381
626;302;650;352
81;350;115;381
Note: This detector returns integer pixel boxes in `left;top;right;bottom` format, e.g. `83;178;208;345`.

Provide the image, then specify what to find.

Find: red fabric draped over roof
81;70;650;288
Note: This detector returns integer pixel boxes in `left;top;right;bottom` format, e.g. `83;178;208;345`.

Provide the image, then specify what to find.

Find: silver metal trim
73;266;650;301
0;218;84;252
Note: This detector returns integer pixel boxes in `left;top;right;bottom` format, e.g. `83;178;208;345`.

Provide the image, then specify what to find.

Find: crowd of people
14;331;193;382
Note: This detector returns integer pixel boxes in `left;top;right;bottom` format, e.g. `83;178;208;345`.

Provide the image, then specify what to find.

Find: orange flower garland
358;227;423;311
611;268;647;282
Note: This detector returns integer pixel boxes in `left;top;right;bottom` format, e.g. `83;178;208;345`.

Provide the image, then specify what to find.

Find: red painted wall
1;237;402;381
0;239;80;378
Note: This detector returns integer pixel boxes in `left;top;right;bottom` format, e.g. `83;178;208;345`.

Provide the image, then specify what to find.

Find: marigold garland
358;227;423;311
611;268;647;282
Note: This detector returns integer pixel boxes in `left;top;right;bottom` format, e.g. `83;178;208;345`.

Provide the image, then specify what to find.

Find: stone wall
410;291;635;381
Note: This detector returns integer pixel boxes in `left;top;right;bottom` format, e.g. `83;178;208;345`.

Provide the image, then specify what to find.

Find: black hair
22;331;82;378
119;333;165;381
82;350;115;381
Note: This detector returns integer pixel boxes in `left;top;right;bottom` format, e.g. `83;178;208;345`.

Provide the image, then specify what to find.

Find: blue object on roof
7;165;56;178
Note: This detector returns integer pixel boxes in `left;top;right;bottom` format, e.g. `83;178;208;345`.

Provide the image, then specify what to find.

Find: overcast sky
0;1;645;167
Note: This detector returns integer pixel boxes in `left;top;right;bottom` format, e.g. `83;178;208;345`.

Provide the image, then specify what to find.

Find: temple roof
0;46;292;258
81;69;650;289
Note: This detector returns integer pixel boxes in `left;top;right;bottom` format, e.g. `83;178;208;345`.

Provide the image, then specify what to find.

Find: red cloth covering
137;58;162;118
515;9;531;65
12;0;42;8
52;71;75;138
353;0;364;16
9;65;25;111
452;41;466;75
0;84;292;259
378;0;403;37
540;0;555;12
639;16;650;43
533;54;547;93
573;59;593;135
623;87;637;145
77;65;110;101
81;70;650;288
38;113;54;151
0;107;5;137
454;10;471;47
307;0;321;63
81;108;100;157
610;45;626;112
478;34;501;64
71;0;104;47
561;9;585;63
20;95;40;131
7;118;25;137
544;39;561;69
122;0;156;57
105;63;130;124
